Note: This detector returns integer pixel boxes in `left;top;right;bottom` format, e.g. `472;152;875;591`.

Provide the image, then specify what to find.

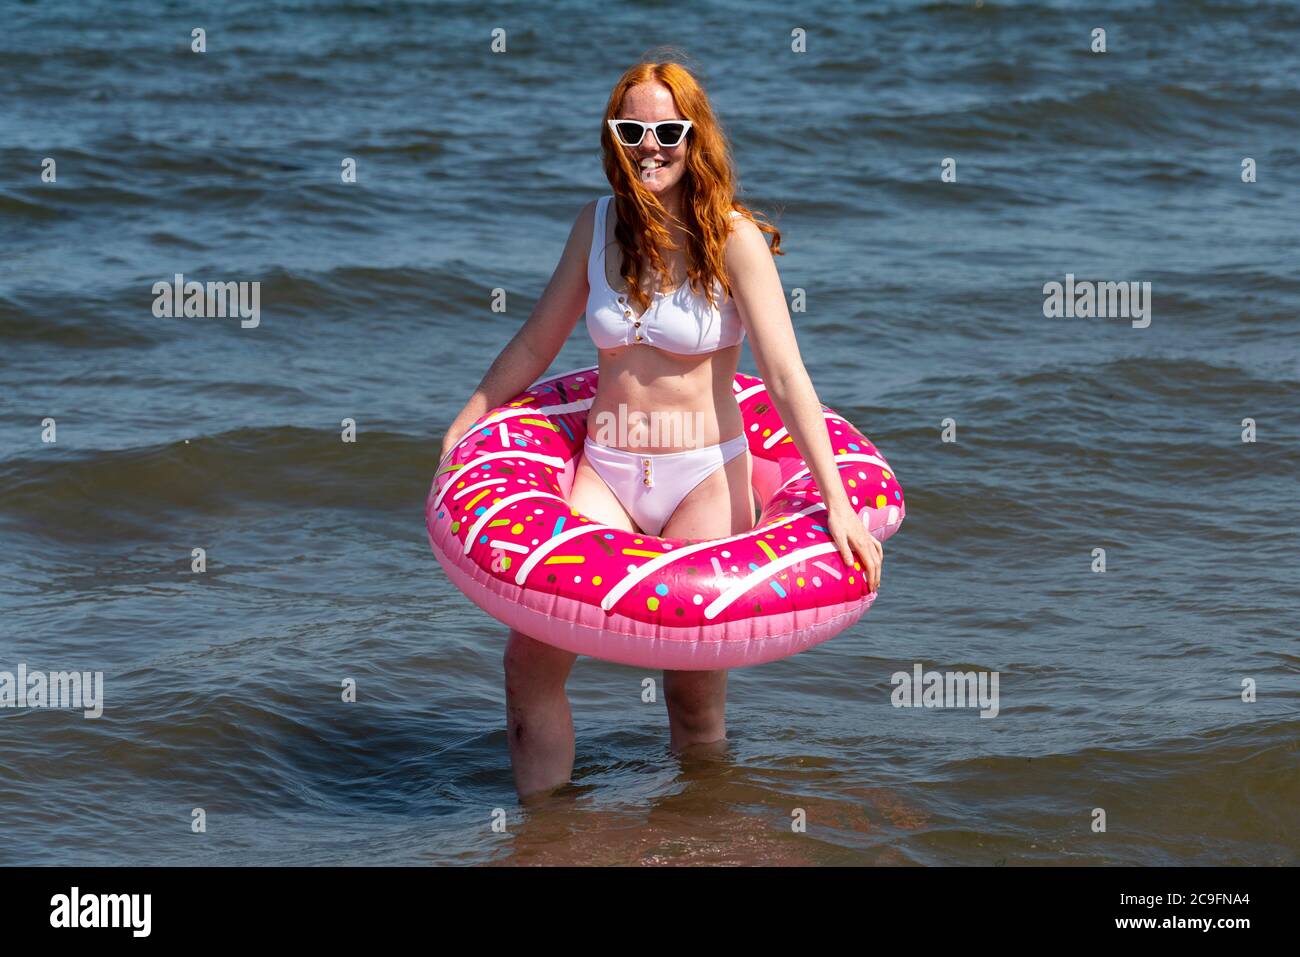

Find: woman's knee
663;670;727;730
503;629;575;696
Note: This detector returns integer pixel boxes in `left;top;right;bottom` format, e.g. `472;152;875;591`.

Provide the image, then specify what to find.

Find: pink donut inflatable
425;365;905;669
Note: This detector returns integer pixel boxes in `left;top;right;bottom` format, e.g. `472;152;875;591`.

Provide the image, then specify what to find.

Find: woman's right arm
439;200;597;462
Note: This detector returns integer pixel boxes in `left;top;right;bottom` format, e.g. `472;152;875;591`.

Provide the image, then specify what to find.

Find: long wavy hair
600;55;782;318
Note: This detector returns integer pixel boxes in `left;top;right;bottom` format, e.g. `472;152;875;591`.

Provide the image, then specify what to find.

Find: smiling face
615;82;690;197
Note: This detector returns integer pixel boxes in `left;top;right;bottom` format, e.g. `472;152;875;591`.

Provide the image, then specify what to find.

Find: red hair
600;53;783;318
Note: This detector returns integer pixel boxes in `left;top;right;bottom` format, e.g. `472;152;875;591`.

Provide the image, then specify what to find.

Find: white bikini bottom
582;434;749;536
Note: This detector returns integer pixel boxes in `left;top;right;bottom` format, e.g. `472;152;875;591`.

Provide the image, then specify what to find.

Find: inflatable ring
425;366;905;669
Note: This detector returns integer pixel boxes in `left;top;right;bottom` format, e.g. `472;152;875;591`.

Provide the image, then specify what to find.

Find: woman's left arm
725;219;882;592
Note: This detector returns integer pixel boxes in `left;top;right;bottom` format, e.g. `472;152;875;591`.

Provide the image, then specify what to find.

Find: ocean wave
0;190;63;221
0;427;439;541
0;298;157;348
852;82;1291;150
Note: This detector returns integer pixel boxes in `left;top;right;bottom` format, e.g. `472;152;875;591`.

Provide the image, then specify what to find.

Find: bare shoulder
725;209;763;242
724;212;770;261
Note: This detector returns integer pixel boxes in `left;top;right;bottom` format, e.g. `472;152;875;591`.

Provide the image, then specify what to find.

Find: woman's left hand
826;502;883;593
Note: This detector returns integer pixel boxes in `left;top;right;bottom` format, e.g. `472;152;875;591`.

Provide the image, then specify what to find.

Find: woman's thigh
658;449;752;692
504;453;640;681
659;448;754;541
568;450;640;533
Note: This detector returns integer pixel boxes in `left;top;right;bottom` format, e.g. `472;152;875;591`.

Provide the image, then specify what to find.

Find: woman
439;59;883;797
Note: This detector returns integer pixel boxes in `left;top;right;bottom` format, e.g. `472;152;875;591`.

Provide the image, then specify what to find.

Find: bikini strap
589;195;608;272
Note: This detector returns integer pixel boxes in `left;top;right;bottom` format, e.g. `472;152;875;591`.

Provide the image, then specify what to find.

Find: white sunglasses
606;118;693;148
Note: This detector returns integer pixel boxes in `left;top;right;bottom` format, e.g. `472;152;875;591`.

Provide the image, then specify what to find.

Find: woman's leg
659;447;755;751
662;669;729;751
502;449;638;797
503;629;577;797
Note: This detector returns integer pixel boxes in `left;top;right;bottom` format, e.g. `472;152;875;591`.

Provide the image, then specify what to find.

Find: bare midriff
586;342;744;453
590;198;745;453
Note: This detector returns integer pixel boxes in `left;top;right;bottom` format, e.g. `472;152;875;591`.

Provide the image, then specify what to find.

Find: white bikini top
586;194;746;355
